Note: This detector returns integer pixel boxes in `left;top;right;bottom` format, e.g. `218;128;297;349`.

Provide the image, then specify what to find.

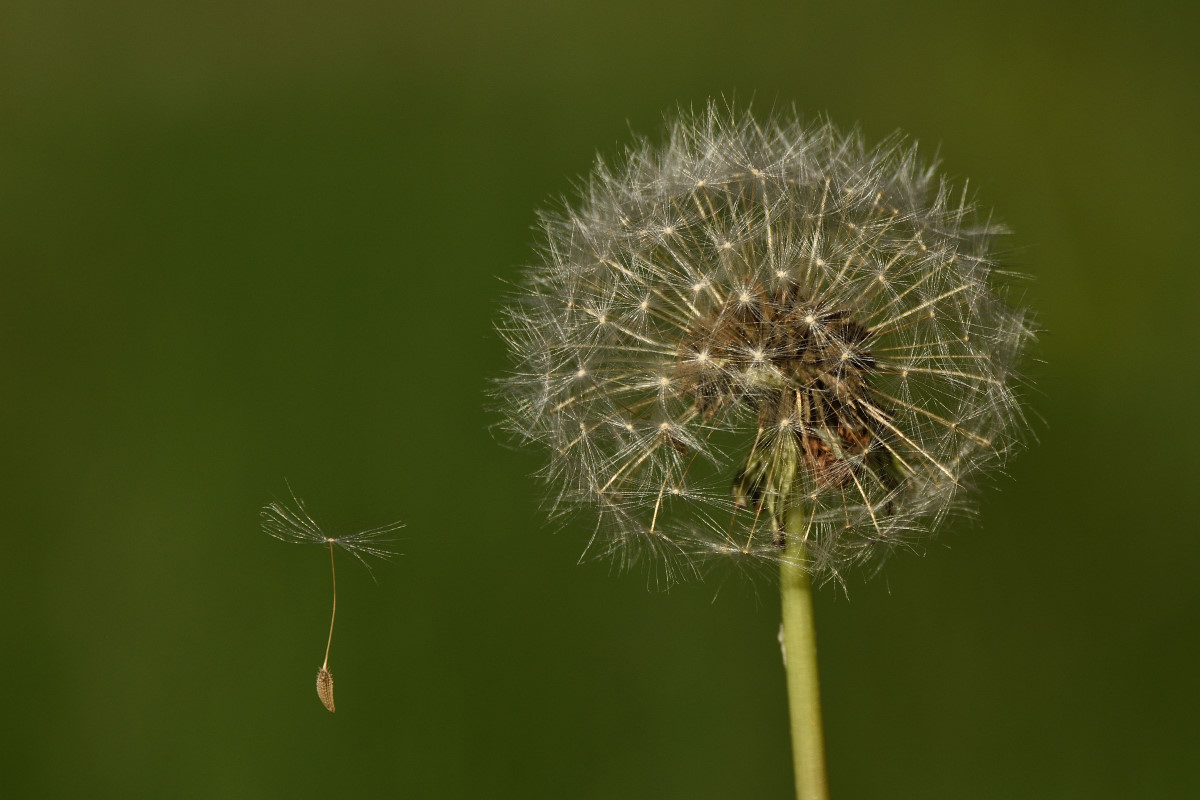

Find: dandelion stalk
495;101;1034;793
780;508;828;800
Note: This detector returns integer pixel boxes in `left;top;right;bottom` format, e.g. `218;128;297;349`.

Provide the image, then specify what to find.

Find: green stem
780;507;829;800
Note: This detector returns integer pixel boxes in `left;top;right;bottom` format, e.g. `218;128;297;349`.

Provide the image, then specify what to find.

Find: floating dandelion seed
496;102;1033;585
261;483;403;713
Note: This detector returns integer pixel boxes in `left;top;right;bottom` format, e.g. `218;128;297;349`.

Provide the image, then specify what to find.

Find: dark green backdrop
3;1;1197;797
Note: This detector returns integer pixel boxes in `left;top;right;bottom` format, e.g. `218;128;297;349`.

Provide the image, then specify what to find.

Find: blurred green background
2;1;1197;797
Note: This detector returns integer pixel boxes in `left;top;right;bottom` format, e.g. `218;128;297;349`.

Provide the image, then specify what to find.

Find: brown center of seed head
674;278;886;541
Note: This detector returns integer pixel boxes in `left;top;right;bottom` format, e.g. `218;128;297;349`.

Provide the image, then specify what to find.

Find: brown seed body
680;283;892;542
316;667;335;713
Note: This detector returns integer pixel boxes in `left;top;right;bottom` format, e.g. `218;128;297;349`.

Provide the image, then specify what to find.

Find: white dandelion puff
496;102;1034;585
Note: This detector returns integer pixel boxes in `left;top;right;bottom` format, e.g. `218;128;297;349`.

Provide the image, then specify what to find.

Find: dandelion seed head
496;102;1034;584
